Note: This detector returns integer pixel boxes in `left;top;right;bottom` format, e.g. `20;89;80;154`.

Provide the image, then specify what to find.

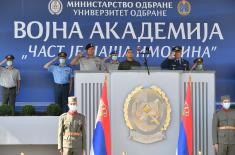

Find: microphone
145;47;151;54
183;63;188;71
138;46;151;55
136;45;141;54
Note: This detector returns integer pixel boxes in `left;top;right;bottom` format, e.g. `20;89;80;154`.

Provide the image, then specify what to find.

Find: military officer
118;48;141;70
161;46;189;70
70;43;105;71
191;57;204;71
0;55;21;114
212;95;235;155
58;96;86;155
43;52;73;111
105;51;119;71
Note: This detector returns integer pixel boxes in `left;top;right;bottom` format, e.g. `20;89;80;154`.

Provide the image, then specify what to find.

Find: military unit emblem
124;86;171;144
177;0;191;16
48;0;63;15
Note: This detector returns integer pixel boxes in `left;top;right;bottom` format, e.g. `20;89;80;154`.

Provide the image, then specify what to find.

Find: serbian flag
177;76;193;155
90;78;111;155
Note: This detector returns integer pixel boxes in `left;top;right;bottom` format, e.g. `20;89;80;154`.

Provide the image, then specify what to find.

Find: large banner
0;0;234;105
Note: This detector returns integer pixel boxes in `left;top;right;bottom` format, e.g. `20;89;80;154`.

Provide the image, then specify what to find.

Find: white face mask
222;102;231;110
59;59;66;65
68;104;77;112
197;64;203;70
6;61;13;66
111;55;118;61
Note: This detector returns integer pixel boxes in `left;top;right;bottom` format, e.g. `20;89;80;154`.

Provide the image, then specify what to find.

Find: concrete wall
0;116;58;155
0;145;57;155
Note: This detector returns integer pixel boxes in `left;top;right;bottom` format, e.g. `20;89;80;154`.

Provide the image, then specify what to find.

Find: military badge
124;86;171;144
48;0;63;15
177;0;191;16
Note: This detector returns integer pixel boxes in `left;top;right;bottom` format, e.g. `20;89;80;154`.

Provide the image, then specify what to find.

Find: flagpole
178;72;193;155
104;72;111;155
90;75;111;155
189;69;193;155
105;73;108;81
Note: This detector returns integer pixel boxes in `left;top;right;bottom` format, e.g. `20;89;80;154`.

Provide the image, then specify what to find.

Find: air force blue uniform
161;46;190;71
48;64;73;111
48;65;73;84
47;52;73;111
161;58;189;70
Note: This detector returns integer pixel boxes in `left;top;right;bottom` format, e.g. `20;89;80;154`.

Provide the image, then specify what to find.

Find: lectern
74;70;215;155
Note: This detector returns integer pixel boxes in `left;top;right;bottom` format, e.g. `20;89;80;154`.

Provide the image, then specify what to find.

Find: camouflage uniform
212;109;235;155
58;112;86;155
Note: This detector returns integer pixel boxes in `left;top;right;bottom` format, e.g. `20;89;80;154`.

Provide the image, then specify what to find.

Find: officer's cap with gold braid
221;95;230;102
5;55;15;60
58;52;67;58
172;46;182;53
193;57;203;64
68;96;77;103
110;51;118;55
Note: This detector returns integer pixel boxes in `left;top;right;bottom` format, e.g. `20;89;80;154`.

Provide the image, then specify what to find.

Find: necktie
178;59;181;64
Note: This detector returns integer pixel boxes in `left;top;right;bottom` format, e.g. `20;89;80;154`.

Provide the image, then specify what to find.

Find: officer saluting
105;51;119;71
70;43;105;71
43;52;73;111
0;55;21;114
191;57;204;71
161;46;189;70
212;95;235;155
58;96;86;155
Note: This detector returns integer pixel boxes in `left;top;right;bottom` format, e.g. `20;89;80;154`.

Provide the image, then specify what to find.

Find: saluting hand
168;52;175;60
3;59;7;63
76;52;83;59
53;56;59;61
0;59;7;66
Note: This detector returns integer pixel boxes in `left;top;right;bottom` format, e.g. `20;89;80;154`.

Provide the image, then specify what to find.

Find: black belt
55;83;69;86
3;86;16;89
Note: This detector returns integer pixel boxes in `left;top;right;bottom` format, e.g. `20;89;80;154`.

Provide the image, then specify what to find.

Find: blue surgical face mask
197;64;203;70
222;102;231;110
112;55;118;61
59;58;66;65
7;61;13;66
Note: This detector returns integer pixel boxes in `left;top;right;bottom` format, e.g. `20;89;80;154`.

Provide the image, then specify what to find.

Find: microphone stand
139;51;151;75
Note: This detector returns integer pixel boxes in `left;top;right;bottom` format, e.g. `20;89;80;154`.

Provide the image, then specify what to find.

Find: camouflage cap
221;95;230;102
68;96;77;103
